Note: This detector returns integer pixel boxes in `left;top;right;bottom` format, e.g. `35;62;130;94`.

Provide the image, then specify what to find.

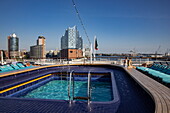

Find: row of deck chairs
136;62;170;87
0;63;33;73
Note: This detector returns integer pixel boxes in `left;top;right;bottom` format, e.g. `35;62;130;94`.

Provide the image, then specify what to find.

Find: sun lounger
137;63;170;84
10;64;20;70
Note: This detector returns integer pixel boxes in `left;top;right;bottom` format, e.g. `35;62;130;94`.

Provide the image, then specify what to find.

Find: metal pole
83;46;86;64
87;71;91;105
90;43;93;64
1;51;4;65
72;75;75;100
94;36;96;61
68;70;74;104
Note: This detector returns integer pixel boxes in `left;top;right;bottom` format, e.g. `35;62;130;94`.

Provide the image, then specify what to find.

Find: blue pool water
19;80;113;101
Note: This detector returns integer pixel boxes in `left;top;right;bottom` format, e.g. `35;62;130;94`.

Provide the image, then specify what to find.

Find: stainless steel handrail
68;70;74;104
87;71;91;105
68;70;91;105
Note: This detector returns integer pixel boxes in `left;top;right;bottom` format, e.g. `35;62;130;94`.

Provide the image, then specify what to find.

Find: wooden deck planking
126;68;170;113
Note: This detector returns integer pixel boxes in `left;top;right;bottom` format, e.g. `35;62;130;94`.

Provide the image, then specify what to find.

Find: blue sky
0;0;170;54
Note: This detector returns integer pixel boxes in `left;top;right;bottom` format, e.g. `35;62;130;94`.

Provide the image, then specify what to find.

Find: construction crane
165;48;170;56
155;45;161;58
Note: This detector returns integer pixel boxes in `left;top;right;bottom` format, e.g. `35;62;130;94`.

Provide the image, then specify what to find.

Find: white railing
3;57;170;66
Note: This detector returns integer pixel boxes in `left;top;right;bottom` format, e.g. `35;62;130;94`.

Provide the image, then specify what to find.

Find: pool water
19;80;113;101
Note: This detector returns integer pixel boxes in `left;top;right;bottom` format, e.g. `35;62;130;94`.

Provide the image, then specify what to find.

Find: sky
0;0;170;54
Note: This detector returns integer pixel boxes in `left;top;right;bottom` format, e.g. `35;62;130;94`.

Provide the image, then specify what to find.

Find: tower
7;33;19;58
30;36;46;58
37;36;46;58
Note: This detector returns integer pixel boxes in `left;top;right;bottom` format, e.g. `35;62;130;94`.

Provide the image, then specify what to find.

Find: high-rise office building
37;36;46;46
7;33;19;58
61;26;83;59
37;36;46;58
30;36;46;58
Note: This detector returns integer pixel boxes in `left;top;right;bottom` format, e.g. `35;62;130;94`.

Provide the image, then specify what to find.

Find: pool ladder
68;71;92;105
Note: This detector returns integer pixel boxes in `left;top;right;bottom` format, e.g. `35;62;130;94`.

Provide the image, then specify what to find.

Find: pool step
0;74;52;96
73;96;90;100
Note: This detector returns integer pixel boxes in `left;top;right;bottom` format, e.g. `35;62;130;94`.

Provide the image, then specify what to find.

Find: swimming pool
7;72;115;101
16;79;113;101
0;65;155;113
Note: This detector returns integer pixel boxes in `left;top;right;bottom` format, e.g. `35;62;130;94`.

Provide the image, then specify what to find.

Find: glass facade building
8;33;19;58
9;37;19;51
61;26;83;50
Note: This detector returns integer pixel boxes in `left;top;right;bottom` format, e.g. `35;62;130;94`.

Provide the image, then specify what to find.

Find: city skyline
0;0;170;54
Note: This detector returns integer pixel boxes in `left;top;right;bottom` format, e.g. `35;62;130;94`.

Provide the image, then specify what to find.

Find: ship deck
0;64;169;113
125;67;170;113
